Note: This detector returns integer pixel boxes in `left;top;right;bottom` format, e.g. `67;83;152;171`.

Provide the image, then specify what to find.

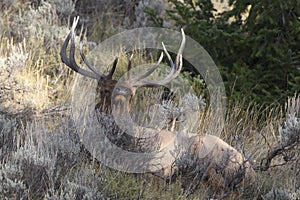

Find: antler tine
173;29;186;78
60;17;100;80
80;35;118;80
127;54;134;80
131;52;164;84
155;42;176;84
107;56;118;79
131;29;186;87
79;31;105;78
162;42;175;70
155;29;185;85
60;18;77;68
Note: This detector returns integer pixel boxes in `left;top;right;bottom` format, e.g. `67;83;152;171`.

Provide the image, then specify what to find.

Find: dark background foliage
147;0;300;106
1;1;299;199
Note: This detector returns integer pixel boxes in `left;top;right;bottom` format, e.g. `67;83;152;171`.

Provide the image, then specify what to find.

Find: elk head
60;17;186;116
60;18;255;197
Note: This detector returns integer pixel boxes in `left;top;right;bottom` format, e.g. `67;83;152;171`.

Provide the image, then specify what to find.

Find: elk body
61;17;255;196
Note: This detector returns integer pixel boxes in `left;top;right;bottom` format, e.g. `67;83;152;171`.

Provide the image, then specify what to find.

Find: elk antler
60;16;118;81
130;29;186;88
61;16;186;88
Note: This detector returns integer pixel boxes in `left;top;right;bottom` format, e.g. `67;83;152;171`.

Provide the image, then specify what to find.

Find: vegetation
0;0;299;199
147;0;300;106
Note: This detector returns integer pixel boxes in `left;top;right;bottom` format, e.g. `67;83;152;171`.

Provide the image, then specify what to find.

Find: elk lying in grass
60;17;255;197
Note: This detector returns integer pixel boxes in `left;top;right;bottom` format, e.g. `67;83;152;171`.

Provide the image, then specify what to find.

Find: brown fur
61;18;255;197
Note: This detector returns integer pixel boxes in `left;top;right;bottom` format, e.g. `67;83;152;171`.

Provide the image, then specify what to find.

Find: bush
146;0;300;106
1;0;299;199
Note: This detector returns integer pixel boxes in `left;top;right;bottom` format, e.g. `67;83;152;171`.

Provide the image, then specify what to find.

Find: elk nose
114;95;127;103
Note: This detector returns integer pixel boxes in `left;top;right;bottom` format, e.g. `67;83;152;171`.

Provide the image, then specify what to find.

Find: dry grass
0;0;299;199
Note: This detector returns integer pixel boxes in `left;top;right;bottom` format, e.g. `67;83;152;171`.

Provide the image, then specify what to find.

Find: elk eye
115;87;120;92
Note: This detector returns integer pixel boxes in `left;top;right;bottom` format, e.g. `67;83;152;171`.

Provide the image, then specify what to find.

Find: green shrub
146;0;300;106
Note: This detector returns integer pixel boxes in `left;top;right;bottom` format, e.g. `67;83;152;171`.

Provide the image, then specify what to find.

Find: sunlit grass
0;0;299;199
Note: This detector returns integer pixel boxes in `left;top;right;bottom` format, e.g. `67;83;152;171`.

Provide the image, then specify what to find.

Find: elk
60;17;255;197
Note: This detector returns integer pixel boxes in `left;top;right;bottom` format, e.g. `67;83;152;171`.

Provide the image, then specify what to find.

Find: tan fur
61;19;255;196
154;134;255;196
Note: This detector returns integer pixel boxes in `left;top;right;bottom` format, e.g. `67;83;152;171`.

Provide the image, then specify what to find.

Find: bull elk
60;17;255;197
